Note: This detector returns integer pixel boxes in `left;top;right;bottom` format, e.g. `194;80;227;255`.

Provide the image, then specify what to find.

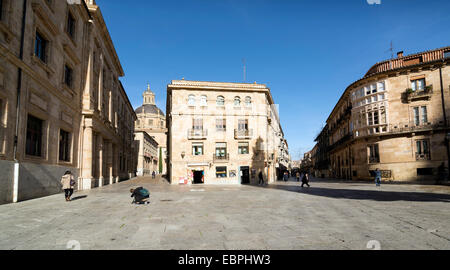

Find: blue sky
96;0;450;159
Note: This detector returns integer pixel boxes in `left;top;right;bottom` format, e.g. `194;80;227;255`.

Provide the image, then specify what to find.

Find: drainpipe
439;62;450;180
12;0;28;203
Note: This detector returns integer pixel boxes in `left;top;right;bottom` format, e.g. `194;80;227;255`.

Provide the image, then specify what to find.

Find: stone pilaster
81;118;94;190
98;135;104;187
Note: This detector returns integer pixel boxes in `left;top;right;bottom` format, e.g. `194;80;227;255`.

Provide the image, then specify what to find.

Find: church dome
135;104;165;116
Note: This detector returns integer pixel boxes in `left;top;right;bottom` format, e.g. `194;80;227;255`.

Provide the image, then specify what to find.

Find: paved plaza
0;176;449;250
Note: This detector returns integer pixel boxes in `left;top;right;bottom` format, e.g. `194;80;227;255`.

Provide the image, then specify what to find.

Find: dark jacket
131;187;149;202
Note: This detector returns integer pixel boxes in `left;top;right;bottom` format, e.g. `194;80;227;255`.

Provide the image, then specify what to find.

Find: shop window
216;166;227;178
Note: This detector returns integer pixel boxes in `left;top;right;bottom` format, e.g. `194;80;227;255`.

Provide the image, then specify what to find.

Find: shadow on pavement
255;182;450;203
70;195;88;201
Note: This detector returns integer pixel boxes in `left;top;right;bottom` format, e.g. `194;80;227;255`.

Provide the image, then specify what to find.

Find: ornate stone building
166;80;290;185
314;46;450;182
134;84;167;174
0;0;136;204
134;131;158;176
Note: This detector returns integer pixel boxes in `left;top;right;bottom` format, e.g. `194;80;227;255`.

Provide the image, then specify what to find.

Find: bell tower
143;83;156;105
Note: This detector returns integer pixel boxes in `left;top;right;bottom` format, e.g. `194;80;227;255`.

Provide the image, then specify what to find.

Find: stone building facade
134;84;167;174
314;47;450;182
166;80;290;185
134;131;158;176
0;0;136;204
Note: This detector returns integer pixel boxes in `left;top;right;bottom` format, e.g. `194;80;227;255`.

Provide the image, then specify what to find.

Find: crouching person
130;187;150;205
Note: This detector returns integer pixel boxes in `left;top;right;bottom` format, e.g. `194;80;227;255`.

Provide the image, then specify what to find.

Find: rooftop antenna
385;41;394;59
242;58;246;82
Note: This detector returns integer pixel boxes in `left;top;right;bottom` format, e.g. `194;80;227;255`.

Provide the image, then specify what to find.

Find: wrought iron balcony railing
234;129;253;139
213;153;229;163
416;152;431;161
187;129;208;139
369;156;380;164
404;85;433;102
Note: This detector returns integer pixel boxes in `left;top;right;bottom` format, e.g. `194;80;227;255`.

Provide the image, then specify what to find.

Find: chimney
397;51;404;58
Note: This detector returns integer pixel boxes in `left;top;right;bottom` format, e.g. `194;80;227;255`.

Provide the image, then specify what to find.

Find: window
371;84;377;94
421;106;428;124
216;166;227;178
365;86;371;96
0;0;3;21
66;12;76;39
368;144;379;163
238;142;249;154
377;82;385;91
35;31;48;63
416;140;430;160
188;95;195;106
216;96;225;106
59;130;70;162
215;142;227;157
200;95;207;106
64;65;73;88
192;142;203;156
216;119;226;131
417;168;433;176
193;119;203;130
411;78;425;92
245;96;252;106
238;119;249;131
413;106;428;126
234;96;241;106
445;51;450;59
148;119;154;126
26;115;43;157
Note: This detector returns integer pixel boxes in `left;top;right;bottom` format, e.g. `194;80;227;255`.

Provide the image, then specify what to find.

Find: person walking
258;171;264;185
283;171;289;182
296;171;300;182
152;171;156;179
61;171;76;202
374;168;382;187
301;172;310;188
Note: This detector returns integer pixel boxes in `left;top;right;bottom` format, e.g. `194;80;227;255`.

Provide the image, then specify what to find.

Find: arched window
188;95;196;106
200;95;207;106
217;96;225;106
245;96;252;106
234;96;241;106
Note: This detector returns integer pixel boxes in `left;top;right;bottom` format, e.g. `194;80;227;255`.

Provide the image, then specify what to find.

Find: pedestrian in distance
152;171;156;179
296;171;300;182
301;172;310;188
283;171;289;182
130;187;150;204
258;171;264;185
374;168;382;187
61;171;76;202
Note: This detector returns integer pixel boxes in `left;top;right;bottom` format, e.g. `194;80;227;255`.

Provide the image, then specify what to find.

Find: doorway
240;166;250;184
193;170;204;184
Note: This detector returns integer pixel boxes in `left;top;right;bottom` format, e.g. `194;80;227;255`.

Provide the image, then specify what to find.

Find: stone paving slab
0;177;449;250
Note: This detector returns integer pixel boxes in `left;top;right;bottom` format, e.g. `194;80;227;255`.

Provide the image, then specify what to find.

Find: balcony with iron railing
404;85;433;102
369;156;380;164
213;153;229;163
416;152;431;161
234;129;253;139
187;129;208;140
